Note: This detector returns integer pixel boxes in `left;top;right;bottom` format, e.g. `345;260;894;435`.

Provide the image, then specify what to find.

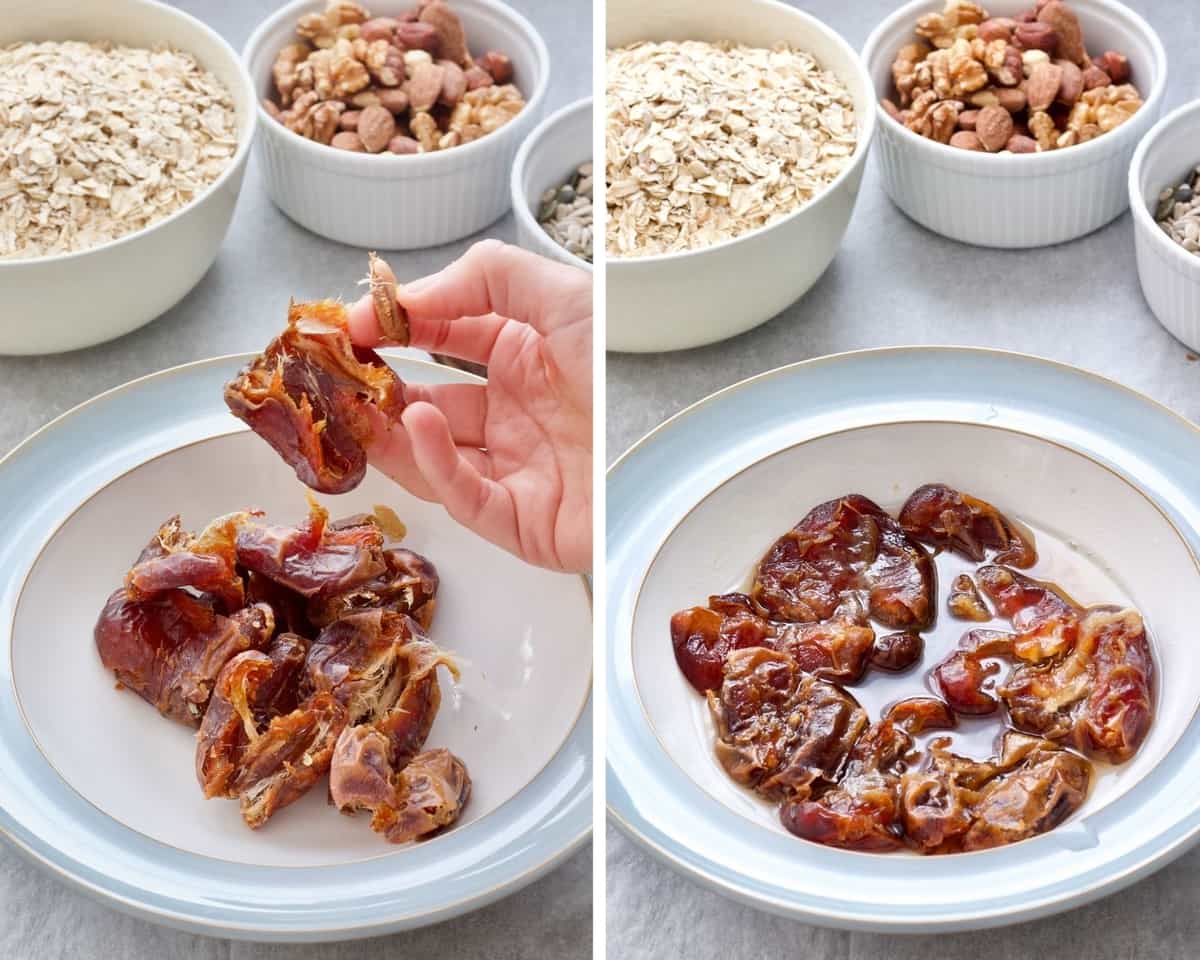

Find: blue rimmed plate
607;347;1200;932
0;354;591;941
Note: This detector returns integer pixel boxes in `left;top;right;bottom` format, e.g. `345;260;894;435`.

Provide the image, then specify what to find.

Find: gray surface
0;0;591;956
606;0;1200;957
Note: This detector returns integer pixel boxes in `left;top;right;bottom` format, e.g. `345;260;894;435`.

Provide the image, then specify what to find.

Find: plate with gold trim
0;354;591;940
607;347;1200;932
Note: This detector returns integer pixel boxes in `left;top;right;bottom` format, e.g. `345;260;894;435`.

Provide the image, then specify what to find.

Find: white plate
0;355;591;939
607;347;1200;931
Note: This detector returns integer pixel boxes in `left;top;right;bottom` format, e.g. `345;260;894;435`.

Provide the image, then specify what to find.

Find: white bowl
1129;98;1200;353
605;0;877;353
244;0;550;250
511;97;593;270
0;0;256;356
862;0;1167;249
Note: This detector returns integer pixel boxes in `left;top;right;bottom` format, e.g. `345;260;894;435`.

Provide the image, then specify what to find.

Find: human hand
348;240;592;574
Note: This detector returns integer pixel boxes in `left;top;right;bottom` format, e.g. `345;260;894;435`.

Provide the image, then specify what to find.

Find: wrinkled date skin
224;298;406;494
977;565;1080;661
900;483;1037;568
751;494;935;630
870;631;924;672
933;629;1015;717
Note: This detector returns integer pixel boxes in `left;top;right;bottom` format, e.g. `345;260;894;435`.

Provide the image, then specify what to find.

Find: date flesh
900;483;1036;568
224;298;405;494
751;494;934;630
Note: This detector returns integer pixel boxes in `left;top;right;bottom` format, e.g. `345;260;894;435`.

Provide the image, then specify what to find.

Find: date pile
95;500;470;844
884;0;1141;153
671;484;1154;853
265;0;523;154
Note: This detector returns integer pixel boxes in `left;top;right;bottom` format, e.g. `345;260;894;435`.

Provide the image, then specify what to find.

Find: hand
348;240;592;574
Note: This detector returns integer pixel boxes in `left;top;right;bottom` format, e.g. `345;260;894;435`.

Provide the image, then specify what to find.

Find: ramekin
510;97;593;270
1129;99;1200;353
862;0;1167;249
606;0;877;353
243;0;550;250
0;0;256;356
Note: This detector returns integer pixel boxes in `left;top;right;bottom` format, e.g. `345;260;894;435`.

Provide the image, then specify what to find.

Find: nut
331;130;365;151
464;65;494;90
272;42;310;106
1029;109;1057;150
1021;48;1050;76
950;129;984;150
410;109;438;151
394;20;439;52
1026;61;1063;112
1006;133;1038;153
388;135;421;154
975;104;1013;151
419;2;469;65
439;60;467;107
357;103;396;152
365;41;405;87
377;87;410;114
360;17;399;43
1037;1;1086;65
339;108;361;130
986;42;1023;87
1056;59;1083;105
478;50;513;84
1081;63;1111;90
1095;50;1130;83
368;252;409;344
1014;21;1058;53
977;18;1014;43
406;61;444;112
995;86;1027;113
957;108;979;129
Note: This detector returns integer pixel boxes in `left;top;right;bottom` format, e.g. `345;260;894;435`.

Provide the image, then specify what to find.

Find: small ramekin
243;0;550;250
510;97;593;270
0;0;256;355
1129;99;1200;353
862;0;1167;249
606;0;877;353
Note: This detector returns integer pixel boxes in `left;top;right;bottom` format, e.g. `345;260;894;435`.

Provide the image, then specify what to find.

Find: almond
1026;61;1063;112
360;17;399;43
464;65;494;90
357;104;395;153
1081;63;1111;90
419;2;469;65
394;21;438;52
377;87;409;114
1055;60;1083;105
438;60;466;107
388;135;421;154
978;18;1014;43
996;87;1027;113
1096;50;1130;83
1006;134;1038;153
331;131;365;151
478;51;513;84
950;130;984;151
339;109;361;131
405;61;444;112
1014;21;1058;53
1037;1;1086;65
957;108;979;130
975;104;1014;152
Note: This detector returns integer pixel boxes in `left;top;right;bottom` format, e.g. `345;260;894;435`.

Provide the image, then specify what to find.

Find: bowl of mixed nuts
511;97;592;269
862;0;1166;248
605;0;876;353
1129;98;1200;354
0;0;257;355
244;0;549;249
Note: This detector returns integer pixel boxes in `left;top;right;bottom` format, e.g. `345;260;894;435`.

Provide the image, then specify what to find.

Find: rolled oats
605;40;858;257
0;40;237;260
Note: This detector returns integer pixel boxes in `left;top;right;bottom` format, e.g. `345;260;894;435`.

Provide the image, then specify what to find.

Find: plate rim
0;352;593;940
606;345;1200;931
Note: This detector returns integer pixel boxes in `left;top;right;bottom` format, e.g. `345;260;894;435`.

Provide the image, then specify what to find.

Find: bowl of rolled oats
244;0;549;249
1129;98;1200;354
0;0;256;354
511;97;592;269
862;0;1166;248
605;0;875;353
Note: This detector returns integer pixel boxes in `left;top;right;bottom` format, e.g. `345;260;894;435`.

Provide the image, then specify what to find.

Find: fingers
400;239;590;339
402;382;487;448
402;401;520;559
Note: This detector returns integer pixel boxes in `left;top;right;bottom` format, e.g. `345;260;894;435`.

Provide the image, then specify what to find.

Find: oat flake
605;40;858;257
0;40;237;260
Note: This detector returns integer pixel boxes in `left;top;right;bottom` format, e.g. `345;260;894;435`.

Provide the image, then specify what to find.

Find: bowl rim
1128;96;1200;280
861;0;1168;172
604;0;877;268
242;0;551;173
509;95;594;270
0;0;258;270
